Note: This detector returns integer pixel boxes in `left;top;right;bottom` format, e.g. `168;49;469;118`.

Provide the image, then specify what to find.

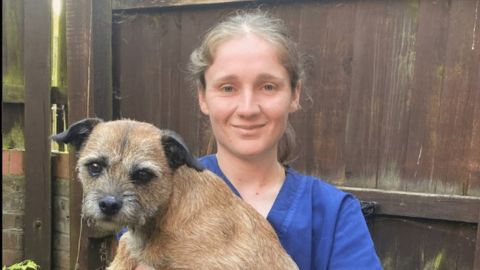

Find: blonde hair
189;10;304;165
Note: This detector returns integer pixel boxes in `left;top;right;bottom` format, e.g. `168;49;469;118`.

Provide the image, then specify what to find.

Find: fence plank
66;0;92;268
403;0;450;194
466;0;480;197
92;0;113;120
343;187;480;223
296;1;356;180
342;1;390;189
66;0;113;268
112;0;253;10
23;0;52;269
371;216;476;270
427;0;479;195
374;1;418;192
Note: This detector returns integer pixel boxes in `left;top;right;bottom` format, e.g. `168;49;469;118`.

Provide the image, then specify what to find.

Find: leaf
3;260;39;270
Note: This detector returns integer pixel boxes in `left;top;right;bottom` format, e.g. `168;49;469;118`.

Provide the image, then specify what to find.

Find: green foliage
2;260;39;270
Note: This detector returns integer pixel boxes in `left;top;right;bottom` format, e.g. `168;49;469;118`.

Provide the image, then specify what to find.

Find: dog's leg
107;238;138;270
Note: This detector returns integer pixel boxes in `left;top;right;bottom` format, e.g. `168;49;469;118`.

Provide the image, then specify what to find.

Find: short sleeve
328;196;383;269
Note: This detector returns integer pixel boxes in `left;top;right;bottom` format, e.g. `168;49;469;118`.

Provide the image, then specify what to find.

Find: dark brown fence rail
2;0;479;269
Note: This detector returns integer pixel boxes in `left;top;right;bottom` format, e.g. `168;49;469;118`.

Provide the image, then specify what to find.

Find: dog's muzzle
98;195;123;216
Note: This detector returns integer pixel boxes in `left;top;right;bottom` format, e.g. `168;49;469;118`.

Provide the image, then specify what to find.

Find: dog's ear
161;130;204;172
51;118;103;150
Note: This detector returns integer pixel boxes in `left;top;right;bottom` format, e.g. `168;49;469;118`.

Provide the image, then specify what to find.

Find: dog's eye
87;162;103;177
131;169;155;184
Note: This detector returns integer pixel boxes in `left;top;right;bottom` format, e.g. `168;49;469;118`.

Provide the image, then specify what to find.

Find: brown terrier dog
53;118;298;270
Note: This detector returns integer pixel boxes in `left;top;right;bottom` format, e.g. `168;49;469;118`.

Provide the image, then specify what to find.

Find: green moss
435;65;445;80
2;121;24;149
422;250;445;270
408;0;420;29
3;0;24;87
433;251;444;269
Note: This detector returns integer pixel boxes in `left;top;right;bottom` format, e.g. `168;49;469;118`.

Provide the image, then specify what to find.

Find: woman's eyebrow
209;73;286;84
256;73;285;82
211;74;238;83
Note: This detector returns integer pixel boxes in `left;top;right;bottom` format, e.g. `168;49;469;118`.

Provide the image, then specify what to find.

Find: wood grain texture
23;0;52;268
66;0;113;269
112;0;480;196
370;216;476;270
112;0;254;10
343;187;480;223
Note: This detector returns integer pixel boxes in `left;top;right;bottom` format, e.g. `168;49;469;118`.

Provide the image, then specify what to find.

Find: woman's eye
263;84;276;91
221;85;234;92
87;162;103;177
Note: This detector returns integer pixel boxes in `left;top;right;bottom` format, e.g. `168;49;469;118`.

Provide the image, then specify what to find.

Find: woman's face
199;34;300;161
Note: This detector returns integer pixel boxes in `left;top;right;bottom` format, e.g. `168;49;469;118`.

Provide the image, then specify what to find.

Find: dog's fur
53;118;298;270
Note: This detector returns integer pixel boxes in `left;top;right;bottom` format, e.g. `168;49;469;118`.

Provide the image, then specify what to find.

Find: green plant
2;260;39;270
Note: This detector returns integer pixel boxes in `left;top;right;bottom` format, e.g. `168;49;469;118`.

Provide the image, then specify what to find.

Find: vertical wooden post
65;0;113;269
65;1;91;269
23;0;52;269
92;0;113;120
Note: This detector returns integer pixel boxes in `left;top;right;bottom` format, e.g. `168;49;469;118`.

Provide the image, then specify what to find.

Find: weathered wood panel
370;1;418;193
112;0;253;10
113;0;480;196
66;0;94;268
406;0;463;195
298;1;355;180
465;0;480;198
343;187;480;223
23;0;52;268
66;0;113;269
92;0;113;120
114;1;480;195
371;217;476;270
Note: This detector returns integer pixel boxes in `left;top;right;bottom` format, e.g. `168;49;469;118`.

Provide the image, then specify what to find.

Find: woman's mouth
232;124;266;130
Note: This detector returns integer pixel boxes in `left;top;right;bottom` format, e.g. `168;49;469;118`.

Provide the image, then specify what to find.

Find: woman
135;10;382;269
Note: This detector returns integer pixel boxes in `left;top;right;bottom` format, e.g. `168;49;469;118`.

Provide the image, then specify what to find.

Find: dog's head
52;118;203;230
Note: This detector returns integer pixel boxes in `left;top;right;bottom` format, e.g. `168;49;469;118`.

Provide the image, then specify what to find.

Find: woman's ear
289;81;302;112
197;88;209;115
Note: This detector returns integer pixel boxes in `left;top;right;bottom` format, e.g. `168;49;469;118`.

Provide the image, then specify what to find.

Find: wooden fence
2;0;479;269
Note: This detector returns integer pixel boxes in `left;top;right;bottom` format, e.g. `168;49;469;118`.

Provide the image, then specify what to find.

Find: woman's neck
217;149;278;179
215;149;286;217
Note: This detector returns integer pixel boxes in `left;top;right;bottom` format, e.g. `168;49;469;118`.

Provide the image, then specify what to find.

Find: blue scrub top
199;155;382;270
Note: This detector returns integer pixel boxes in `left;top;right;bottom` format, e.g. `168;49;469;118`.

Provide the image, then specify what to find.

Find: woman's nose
236;89;260;116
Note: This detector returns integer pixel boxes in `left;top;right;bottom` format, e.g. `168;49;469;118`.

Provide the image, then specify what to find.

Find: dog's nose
98;196;122;216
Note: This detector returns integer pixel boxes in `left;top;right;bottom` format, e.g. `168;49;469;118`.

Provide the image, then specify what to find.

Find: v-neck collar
204;155;299;231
